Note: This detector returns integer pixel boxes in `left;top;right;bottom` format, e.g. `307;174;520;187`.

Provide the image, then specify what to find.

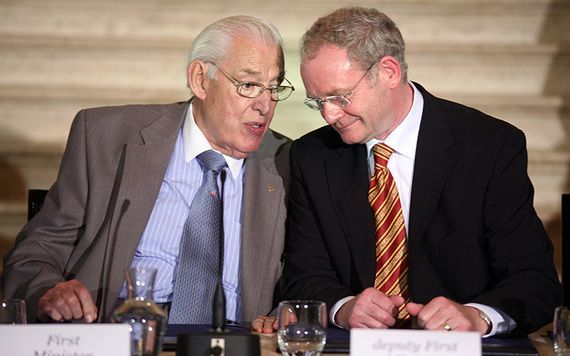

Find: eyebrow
240;68;262;76
309;88;349;100
327;84;355;96
236;68;285;84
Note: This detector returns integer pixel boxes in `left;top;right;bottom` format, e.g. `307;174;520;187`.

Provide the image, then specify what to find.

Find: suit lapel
408;87;456;288
327;144;376;289
240;143;286;320
101;102;187;318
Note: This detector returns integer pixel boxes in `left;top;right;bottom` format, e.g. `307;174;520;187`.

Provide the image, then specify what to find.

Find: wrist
478;310;492;335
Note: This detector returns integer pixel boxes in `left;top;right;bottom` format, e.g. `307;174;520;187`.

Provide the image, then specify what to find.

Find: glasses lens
304;98;322;111
274;86;293;101
238;83;264;98
327;96;351;108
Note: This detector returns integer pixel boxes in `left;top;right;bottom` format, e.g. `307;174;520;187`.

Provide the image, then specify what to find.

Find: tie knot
372;143;394;168
196;150;226;173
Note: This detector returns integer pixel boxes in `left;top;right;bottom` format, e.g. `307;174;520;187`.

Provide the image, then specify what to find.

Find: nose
321;102;343;125
251;88;274;115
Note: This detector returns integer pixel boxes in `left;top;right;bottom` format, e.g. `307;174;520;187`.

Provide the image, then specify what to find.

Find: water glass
277;300;327;356
112;268;167;356
554;306;570;355
0;299;27;324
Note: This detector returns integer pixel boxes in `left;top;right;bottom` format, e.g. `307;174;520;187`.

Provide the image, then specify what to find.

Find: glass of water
0;299;27;324
554;306;570;355
277;300;327;356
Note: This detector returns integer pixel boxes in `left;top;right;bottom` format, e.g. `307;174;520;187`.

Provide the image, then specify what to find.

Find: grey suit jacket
2;101;291;323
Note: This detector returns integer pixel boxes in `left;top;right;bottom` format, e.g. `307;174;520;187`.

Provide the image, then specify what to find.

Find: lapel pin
266;185;275;192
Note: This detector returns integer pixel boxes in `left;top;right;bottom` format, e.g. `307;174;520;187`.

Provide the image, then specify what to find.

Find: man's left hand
251;316;277;334
406;296;489;335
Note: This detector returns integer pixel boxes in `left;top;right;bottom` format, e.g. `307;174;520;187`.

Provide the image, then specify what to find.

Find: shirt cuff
465;303;517;337
329;296;355;328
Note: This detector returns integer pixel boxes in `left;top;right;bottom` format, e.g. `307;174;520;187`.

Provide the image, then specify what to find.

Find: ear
187;61;210;99
378;56;403;89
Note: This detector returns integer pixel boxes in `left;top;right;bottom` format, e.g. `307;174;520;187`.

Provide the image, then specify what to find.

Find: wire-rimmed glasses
210;62;294;101
304;61;376;111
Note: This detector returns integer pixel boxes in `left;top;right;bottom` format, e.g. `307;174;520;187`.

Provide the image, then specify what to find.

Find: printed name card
350;329;481;356
0;324;130;356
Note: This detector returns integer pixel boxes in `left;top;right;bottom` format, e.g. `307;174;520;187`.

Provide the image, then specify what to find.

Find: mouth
334;121;353;131
245;122;266;135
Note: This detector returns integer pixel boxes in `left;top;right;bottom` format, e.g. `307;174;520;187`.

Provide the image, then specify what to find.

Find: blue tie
169;150;227;324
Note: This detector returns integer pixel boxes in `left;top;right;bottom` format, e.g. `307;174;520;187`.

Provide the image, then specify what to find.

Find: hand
251;315;277;334
37;280;97;323
335;288;405;329
406;296;489;335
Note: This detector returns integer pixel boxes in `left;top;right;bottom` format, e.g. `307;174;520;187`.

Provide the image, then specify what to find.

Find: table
162;324;556;356
528;325;556;356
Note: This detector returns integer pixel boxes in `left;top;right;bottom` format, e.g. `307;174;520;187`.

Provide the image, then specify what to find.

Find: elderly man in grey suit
2;15;294;324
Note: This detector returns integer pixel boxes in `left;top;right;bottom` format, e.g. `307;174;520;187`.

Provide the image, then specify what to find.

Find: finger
37;296;64;322
75;286;97;322
344;289;398;328
349;309;395;329
251;317;276;334
262;317;276;333
406;302;424;316
60;285;87;321
354;303;397;328
42;308;64;322
370;298;399;322
49;290;76;321
417;297;455;330
423;316;453;331
368;291;398;316
389;294;405;307
289;312;298;324
251;318;265;332
420;310;448;331
251;323;261;332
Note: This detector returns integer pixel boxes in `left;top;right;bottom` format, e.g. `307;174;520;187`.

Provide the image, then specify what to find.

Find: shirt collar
182;101;244;179
366;82;424;159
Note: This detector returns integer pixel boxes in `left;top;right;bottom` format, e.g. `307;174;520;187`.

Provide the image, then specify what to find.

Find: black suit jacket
281;83;561;334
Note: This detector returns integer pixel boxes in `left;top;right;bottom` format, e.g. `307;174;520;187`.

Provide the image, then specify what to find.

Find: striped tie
368;143;410;325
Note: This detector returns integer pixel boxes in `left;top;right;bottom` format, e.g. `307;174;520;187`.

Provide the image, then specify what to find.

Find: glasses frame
209;62;294;102
304;61;377;111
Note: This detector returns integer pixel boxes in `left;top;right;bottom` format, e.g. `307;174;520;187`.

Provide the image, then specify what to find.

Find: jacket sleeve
472;128;562;334
1;109;90;322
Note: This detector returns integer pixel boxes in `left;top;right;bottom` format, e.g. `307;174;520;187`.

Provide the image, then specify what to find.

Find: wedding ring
443;323;452;331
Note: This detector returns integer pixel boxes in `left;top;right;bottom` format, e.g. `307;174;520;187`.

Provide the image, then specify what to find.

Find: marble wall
0;0;568;277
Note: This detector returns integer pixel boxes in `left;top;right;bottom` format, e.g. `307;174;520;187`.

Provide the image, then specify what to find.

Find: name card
0;324;130;356
350;329;481;356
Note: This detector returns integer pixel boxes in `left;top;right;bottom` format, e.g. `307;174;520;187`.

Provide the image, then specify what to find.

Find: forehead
301;44;359;95
221;37;281;77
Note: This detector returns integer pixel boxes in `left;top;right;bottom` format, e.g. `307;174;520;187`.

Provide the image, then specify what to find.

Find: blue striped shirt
119;103;245;321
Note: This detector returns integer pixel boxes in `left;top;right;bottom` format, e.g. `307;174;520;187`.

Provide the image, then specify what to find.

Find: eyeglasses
304;62;376;111
210;62;295;101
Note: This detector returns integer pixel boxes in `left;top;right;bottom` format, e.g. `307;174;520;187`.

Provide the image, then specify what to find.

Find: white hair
188;15;284;81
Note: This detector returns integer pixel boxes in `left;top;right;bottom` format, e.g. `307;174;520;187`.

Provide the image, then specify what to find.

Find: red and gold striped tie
368;143;410;324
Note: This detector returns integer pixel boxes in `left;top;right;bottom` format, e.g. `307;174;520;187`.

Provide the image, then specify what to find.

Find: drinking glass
554;306;570;355
277;300;327;356
112;267;167;356
0;299;27;324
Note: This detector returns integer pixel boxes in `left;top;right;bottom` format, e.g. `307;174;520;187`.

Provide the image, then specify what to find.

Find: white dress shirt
120;102;245;321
